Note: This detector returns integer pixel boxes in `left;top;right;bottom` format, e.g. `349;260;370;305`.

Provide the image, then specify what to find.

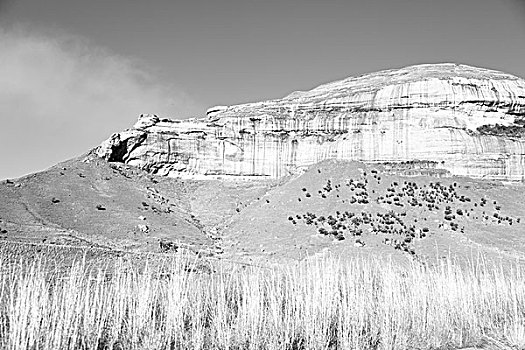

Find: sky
1;0;525;179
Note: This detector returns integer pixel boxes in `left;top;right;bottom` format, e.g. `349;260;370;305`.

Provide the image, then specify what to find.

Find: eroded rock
96;63;525;180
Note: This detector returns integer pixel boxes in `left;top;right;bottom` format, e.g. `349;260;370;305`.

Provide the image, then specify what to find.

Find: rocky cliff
96;63;525;180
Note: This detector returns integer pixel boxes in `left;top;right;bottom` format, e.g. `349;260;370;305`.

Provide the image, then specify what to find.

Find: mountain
97;63;525;180
2;63;525;266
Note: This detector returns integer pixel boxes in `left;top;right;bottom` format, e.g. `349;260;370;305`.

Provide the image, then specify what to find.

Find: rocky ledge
96;63;525;180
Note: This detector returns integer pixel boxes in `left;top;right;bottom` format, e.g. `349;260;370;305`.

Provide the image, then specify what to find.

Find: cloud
0;26;201;179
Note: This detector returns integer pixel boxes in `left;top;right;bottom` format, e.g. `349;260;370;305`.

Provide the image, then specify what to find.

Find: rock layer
96;63;525;180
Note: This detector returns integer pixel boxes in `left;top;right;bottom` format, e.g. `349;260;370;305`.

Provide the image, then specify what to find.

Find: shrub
477;123;525;137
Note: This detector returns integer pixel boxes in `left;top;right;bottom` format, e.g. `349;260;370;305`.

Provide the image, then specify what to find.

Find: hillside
1;155;524;267
221;160;525;266
0;154;273;255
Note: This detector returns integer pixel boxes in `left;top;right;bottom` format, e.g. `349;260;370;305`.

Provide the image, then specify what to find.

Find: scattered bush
477;123;525;137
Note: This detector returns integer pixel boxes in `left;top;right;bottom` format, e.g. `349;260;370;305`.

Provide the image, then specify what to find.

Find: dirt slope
1;156;524;267
221;160;525;266
0;153;248;253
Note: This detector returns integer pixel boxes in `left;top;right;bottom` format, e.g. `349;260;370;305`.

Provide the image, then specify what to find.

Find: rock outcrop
96;63;525;180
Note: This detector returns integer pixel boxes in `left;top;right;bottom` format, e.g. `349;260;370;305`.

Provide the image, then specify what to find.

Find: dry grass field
0;242;524;350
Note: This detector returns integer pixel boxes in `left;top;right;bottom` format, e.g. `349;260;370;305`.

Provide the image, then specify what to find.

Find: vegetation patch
0;243;524;350
289;171;520;258
476;123;525;137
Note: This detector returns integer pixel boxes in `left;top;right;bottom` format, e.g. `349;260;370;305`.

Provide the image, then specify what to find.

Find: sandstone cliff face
96;63;525;180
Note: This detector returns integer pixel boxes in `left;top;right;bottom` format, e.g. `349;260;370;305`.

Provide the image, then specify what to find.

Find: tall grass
0;246;524;350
